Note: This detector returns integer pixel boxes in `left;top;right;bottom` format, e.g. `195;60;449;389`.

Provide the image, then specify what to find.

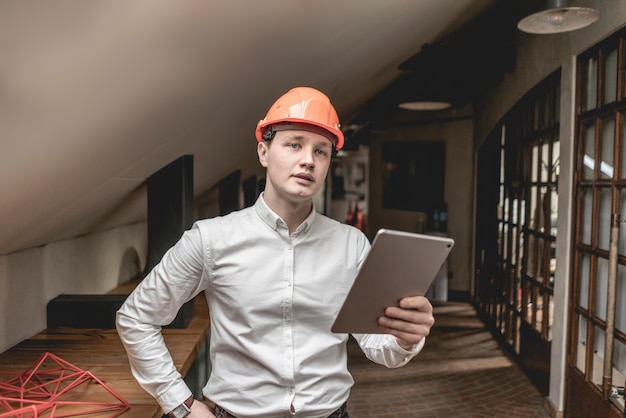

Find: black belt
214;402;348;418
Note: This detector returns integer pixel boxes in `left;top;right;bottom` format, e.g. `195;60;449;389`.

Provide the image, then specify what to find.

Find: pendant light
517;0;599;34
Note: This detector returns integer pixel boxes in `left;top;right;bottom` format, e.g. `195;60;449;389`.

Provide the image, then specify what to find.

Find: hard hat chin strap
262;125;277;142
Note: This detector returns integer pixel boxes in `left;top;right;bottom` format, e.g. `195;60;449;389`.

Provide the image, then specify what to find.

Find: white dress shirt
116;195;423;418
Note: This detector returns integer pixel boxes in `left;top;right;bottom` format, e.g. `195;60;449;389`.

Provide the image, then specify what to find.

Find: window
571;33;626;411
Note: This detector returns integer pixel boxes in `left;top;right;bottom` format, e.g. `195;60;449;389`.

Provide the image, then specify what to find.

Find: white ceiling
0;0;500;255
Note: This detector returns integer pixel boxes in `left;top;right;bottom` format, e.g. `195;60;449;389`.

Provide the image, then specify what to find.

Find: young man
116;87;434;418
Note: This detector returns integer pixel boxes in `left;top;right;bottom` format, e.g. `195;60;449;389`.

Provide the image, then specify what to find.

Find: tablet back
331;229;454;334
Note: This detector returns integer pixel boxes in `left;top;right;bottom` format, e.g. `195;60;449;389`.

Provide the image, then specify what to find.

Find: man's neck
262;193;312;235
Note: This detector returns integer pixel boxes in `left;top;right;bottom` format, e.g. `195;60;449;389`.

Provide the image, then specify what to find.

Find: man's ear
257;141;269;168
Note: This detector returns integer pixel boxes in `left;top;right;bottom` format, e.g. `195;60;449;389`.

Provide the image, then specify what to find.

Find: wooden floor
347;302;551;418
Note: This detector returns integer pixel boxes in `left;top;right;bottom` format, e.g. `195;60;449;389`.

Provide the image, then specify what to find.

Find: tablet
331;229;454;334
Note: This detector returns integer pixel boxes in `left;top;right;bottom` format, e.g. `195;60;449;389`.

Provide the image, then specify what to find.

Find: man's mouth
293;173;314;183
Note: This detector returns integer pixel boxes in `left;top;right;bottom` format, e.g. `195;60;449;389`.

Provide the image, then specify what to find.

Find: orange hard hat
256;87;345;150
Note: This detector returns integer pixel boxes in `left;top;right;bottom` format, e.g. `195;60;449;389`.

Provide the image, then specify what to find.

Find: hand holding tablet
331;229;454;334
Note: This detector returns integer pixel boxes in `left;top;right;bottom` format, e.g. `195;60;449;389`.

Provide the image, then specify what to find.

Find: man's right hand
188;399;216;418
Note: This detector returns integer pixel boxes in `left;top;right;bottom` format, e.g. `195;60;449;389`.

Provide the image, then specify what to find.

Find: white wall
0;222;147;353
368;118;475;294
0;156;264;355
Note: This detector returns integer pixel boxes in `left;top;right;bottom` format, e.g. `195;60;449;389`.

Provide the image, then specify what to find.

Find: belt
214;402;348;418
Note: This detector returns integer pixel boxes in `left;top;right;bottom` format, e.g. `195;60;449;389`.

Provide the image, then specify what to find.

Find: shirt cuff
157;380;193;415
392;336;426;362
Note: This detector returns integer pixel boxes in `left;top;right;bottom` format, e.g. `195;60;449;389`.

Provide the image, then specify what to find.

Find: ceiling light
517;0;599;34
398;101;452;111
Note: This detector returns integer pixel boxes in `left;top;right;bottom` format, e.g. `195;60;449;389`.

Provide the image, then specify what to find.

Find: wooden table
0;293;210;417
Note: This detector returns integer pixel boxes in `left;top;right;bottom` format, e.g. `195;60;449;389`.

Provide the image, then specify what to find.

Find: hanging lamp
517;0;599;34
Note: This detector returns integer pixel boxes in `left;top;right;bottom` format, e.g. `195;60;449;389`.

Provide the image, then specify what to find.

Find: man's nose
300;149;316;168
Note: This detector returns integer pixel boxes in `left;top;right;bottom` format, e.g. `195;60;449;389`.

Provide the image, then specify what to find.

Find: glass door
475;72;560;395
567;31;626;418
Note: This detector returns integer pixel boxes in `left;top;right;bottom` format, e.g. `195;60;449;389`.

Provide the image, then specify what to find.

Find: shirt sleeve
115;225;207;413
352;333;425;368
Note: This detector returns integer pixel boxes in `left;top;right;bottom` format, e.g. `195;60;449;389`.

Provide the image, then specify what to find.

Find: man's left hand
377;296;434;350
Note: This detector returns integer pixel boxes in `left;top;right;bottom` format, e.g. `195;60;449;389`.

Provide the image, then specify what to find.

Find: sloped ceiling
0;0;515;255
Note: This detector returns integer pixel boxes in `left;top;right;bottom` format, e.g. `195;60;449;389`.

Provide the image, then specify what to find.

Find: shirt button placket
283;239;296;411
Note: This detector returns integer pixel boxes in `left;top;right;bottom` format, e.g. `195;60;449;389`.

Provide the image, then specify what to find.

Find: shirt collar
254;193;317;234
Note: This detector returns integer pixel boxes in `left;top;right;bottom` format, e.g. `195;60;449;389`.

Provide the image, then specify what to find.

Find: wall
368;118;474;294
0;150;264;355
0;222;147;353
474;2;626;146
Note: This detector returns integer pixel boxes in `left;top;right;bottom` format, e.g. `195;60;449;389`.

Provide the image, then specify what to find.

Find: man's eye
288;143;299;149
315;149;328;157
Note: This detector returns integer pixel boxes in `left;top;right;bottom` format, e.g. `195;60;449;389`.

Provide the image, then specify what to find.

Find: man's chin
287;187;319;201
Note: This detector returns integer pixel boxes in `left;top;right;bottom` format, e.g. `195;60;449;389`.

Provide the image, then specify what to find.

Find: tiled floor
346;302;551;418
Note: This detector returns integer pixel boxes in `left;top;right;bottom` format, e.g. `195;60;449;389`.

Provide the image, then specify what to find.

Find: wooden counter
0;293;210;417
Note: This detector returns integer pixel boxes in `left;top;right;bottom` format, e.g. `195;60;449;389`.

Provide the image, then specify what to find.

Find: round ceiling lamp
517;0;599;34
398;101;452;111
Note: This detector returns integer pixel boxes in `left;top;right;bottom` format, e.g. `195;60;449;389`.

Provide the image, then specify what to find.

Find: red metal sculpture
0;352;130;417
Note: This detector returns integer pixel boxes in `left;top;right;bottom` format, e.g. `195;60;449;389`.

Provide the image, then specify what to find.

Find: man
116;87;434;418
